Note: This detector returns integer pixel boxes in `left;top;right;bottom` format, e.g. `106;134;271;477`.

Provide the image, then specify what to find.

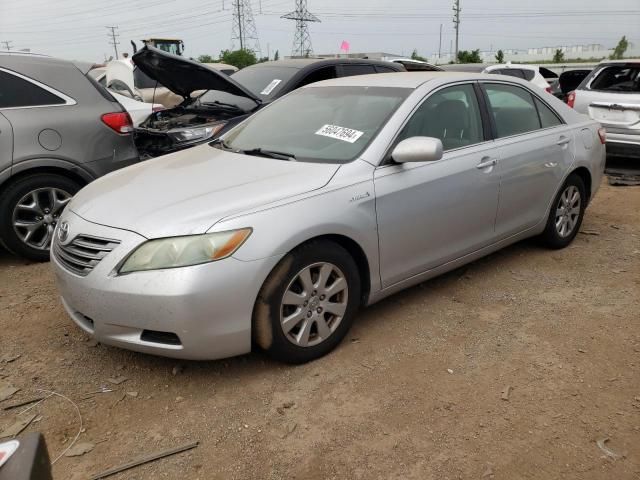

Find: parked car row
131;47;406;157
0;47;630;364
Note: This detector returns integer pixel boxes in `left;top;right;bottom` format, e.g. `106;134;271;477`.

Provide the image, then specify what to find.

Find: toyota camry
51;72;606;363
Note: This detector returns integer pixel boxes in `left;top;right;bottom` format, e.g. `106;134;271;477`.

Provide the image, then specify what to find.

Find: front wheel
0;174;81;261
539;173;586;249
253;240;361;364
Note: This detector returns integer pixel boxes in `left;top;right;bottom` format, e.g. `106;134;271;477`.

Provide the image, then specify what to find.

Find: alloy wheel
12;188;72;250
280;262;349;348
554;185;581;238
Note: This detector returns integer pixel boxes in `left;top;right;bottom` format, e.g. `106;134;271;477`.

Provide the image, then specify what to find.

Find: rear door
0;112;12;173
481;82;574;238
574;63;640;137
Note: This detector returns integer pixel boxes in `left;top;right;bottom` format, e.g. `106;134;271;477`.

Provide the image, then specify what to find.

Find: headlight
119;228;252;274
168;124;224;144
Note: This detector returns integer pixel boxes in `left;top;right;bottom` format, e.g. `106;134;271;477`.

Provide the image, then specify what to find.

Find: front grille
54;234;120;276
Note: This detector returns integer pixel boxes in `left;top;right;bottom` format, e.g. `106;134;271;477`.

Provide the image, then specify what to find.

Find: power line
231;0;260;54
106;25;119;59
282;0;320;57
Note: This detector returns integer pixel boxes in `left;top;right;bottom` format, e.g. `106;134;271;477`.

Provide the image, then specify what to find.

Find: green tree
610;35;629;60
457;49;482;63
411;49;427;62
495;49;504;63
274;49;280;61
553;49;565;63
218;49;258;69
197;54;215;63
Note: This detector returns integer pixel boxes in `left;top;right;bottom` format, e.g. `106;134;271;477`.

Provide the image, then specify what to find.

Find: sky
1;0;639;62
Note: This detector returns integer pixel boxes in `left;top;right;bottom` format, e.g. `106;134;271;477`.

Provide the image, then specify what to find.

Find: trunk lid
132;46;261;103
69;144;340;238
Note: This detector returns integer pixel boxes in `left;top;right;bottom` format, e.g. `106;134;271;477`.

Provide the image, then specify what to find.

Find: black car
132;47;405;157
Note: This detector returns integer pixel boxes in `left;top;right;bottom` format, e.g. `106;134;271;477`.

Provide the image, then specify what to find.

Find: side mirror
391;136;443;163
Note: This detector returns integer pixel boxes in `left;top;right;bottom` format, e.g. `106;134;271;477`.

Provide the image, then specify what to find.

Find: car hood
132;46;261;103
69;145;340;238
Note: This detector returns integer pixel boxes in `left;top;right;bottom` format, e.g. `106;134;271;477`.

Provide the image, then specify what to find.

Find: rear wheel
253;240;361;364
539;173;586;249
0;174;81;261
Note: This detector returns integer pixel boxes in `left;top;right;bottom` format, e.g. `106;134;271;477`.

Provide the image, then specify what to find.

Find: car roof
598;58;640;64
486;63;537;71
248;58;404;70
306;71;507;89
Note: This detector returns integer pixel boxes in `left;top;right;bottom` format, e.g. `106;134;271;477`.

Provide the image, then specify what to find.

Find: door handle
557;137;571;146
476;158;497;169
545;162;558;168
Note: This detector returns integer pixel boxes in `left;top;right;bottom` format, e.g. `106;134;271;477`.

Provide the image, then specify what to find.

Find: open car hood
132;46;261;103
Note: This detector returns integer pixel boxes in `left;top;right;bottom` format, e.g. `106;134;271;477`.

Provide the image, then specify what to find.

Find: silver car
570;59;640;159
51;73;606;363
0;53;139;261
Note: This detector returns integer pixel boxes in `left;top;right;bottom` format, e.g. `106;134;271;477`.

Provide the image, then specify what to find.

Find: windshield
221;86;410;164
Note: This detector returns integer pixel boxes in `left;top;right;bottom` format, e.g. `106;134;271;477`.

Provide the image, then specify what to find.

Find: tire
0;174;81;261
539;173;586;249
253;240;361;364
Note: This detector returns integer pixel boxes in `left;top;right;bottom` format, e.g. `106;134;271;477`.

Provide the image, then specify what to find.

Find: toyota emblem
58;221;69;243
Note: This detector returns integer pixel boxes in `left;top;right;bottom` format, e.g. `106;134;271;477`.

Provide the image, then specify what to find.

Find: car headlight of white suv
119;228;252;273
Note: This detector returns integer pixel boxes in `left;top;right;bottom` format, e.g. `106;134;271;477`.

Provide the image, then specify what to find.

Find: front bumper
51;211;282;360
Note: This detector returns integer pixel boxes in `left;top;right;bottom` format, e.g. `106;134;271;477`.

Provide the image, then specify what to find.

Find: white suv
569;59;640;159
483;64;551;91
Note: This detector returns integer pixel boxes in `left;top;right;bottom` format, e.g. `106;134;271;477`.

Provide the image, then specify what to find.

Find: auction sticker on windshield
260;79;282;95
315;124;364;143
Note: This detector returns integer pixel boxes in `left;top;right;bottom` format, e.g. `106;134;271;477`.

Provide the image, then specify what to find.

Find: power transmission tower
282;0;320;58
452;0;460;63
231;0;261;54
1;40;13;51
106;26;120;59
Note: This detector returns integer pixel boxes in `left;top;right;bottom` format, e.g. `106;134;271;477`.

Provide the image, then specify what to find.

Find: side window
397;84;484;151
375;65;398;73
521;69;535;81
340;64;376;77
0;70;66;108
484;84;541;138
295;66;337;89
534;97;562;128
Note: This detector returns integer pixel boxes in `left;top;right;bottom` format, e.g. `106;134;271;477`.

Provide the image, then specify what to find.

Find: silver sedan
51;72;606;363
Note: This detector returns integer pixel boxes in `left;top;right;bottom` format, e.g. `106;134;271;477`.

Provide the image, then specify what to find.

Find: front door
375;83;500;287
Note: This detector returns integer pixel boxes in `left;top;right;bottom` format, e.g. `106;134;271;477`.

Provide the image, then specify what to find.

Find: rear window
589;65;640;92
0;70;66;108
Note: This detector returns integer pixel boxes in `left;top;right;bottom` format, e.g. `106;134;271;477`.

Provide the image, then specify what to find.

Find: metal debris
88;441;199;480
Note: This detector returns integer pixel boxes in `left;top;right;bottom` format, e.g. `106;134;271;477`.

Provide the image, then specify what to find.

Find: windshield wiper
241;147;296;161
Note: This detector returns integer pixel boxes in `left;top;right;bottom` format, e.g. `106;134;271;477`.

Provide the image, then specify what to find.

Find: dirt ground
0;181;639;480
